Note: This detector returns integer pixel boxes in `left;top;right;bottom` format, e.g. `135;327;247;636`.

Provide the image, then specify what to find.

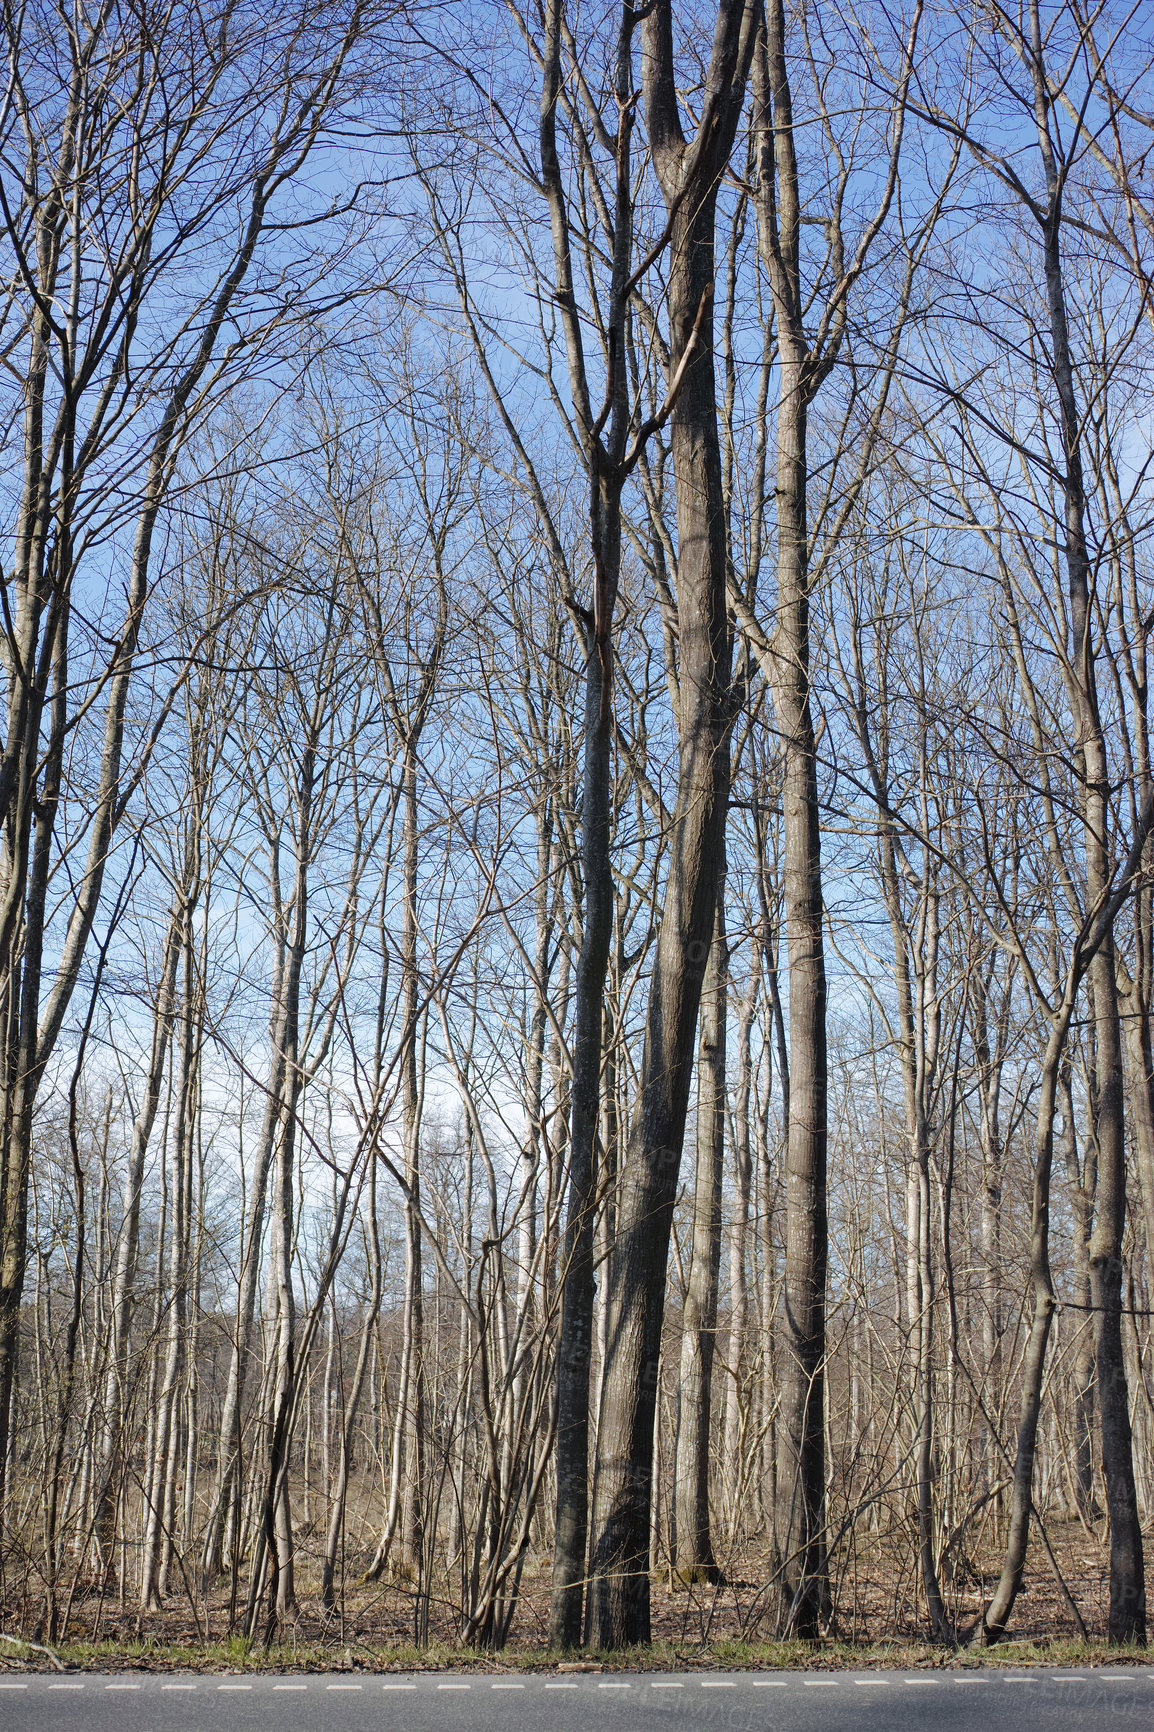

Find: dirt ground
2;1519;1147;1668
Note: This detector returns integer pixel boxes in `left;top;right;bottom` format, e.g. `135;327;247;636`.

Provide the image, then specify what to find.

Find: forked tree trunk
588;0;753;1636
538;0;653;1651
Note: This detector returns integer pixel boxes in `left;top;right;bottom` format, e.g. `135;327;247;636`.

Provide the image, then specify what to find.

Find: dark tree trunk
674;884;727;1584
541;0;638;1651
587;166;743;1651
578;0;754;1650
1060;1064;1099;1523
1032;76;1146;1636
549;472;618;1645
1087;938;1146;1641
753;5;828;1634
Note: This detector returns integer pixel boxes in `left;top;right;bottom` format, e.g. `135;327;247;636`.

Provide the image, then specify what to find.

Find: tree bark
1029;10;1145;1633
722;962;756;1529
587;0;753;1647
752;8;828;1631
1060;1063;1099;1523
674;884;727;1584
536;0;652;1651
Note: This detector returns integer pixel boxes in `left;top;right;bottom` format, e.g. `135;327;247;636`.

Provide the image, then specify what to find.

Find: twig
0;1633;67;1671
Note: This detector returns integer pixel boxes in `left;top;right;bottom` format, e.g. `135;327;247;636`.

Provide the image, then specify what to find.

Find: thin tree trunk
201;959;290;1586
141;896;199;1612
399;744;426;1582
95;911;181;1568
1029;11;1145;1634
1061;1063;1098;1522
321;1160;384;1608
723;965;757;1529
982;1018;1068;1639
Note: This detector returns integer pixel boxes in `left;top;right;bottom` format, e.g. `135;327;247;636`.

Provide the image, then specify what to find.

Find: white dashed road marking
6;1666;1129;1702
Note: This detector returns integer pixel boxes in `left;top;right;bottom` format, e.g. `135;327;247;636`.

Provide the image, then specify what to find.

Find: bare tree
0;0;369;1516
587;0;755;1649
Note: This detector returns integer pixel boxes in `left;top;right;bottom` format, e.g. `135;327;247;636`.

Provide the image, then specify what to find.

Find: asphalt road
0;1669;1151;1732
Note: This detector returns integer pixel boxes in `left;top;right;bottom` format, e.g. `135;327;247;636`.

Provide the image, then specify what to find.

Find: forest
1;0;1153;1663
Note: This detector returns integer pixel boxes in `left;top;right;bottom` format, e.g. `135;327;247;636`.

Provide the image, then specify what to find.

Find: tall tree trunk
973;964;1007;1508
1087;936;1145;1641
548;534;616;1643
588;0;753;1633
140;890;199;1611
95;910;181;1569
748;0;918;1631
1029;14;1145;1635
753;12;829;1623
1060;1063;1098;1523
539;0;647;1651
722;965;756;1528
981;1020;1066;1639
201;938;291;1586
674;885;727;1584
399;744;426;1582
265;1099;299;1624
1121;980;1154;1293
365;741;426;1586
322;1157;384;1608
750;0;842;1633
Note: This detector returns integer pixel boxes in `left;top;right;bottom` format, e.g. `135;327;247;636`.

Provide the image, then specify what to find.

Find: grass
0;1631;1149;1673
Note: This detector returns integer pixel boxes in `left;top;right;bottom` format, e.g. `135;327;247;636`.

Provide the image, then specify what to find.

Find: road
0;1669;1150;1732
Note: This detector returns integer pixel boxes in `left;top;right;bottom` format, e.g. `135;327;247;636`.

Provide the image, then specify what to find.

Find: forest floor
2;1521;1149;1672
